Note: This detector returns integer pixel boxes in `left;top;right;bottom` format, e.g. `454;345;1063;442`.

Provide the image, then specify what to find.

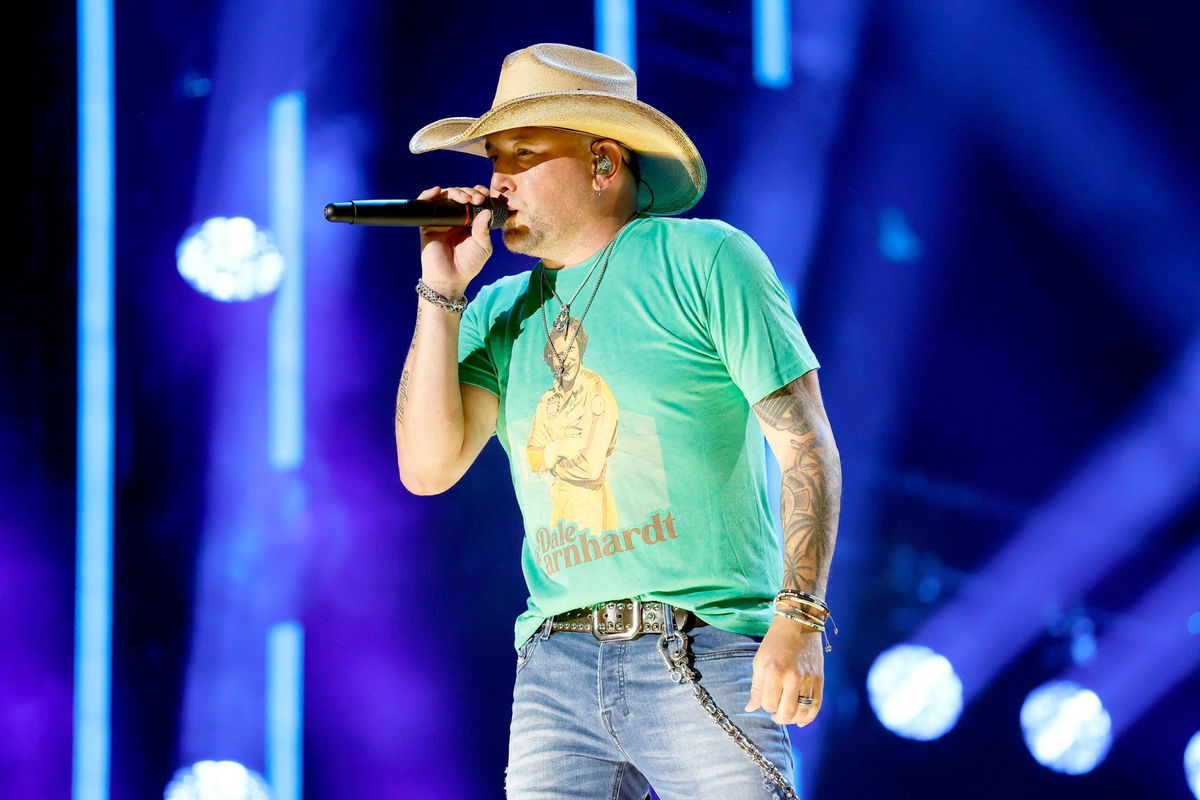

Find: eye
516;148;534;157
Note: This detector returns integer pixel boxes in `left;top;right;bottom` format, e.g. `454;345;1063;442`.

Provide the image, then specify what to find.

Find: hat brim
409;91;707;216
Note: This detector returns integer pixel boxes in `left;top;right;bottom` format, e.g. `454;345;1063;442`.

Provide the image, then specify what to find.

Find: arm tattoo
394;370;411;426
395;306;421;426
755;380;841;596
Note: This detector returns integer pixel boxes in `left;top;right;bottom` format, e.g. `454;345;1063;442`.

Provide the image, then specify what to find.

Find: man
394;43;841;800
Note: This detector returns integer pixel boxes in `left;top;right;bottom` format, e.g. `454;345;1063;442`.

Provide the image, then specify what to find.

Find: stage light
268;92;306;471
1186;731;1200;799
1068;615;1097;667
266;622;304;800
878;207;922;263
867;644;963;740
1020;681;1111;775
177;217;285;302
753;0;791;89
180;70;212;99
595;0;635;70
913;334;1200;707
164;760;271;800
76;1;115;799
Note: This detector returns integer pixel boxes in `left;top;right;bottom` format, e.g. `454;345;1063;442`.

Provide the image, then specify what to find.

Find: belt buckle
591;599;642;641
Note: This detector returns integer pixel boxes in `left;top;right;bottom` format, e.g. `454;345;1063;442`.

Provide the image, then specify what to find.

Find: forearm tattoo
395;306;421;426
755;381;841;596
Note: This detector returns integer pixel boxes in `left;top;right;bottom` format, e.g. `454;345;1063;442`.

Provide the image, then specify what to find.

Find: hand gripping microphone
322;197;510;228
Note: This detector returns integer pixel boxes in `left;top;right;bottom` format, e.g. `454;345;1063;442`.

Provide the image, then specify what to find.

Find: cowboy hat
409;43;706;215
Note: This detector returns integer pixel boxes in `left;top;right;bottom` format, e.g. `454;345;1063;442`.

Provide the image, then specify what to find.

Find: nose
490;170;516;196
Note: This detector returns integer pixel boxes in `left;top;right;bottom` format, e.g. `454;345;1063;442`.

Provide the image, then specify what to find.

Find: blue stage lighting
595;0;635;70
76;1;115;799
177;217;286;302
1069;615;1097;667
164;761;271;800
268;91;306;471
267;622;304;800
753;0;791;89
878;207;922;263
1186;731;1200;800
867;644;963;740
1020;681;1111;775
180;70;212;99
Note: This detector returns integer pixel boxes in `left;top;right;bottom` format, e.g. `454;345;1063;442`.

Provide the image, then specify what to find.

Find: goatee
501;224;544;255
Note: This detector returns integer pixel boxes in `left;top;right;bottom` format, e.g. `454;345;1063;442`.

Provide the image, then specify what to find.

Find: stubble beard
500;212;547;256
500;190;590;258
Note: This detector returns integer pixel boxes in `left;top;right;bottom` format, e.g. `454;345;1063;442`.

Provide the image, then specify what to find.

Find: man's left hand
744;614;825;727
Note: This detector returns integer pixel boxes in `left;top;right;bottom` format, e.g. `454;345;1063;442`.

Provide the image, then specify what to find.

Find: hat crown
493;43;638;108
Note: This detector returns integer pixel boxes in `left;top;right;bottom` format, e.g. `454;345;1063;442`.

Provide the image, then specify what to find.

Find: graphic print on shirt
517;316;678;578
526;315;619;540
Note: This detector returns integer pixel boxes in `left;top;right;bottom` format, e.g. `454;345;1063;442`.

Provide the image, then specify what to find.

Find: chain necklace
544;247;608;333
537;220;632;389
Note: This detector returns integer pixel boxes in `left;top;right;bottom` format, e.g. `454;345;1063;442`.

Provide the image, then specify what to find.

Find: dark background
8;0;1200;798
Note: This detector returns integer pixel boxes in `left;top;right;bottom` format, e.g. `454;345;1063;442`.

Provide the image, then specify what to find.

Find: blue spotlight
913;333;1200;706
268;91;306;471
878;207;922;263
1021;681;1111;775
753;0;791;89
867;644;963;740
177;217;286;302
266;622;304;800
76;0;115;799
164;761;271;800
1068;614;1097;667
1186;731;1200;799
595;0;636;70
180;70;212;99
1061;543;1200;740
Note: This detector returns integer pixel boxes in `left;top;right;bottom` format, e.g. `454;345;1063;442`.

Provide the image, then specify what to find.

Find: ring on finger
797;696;814;706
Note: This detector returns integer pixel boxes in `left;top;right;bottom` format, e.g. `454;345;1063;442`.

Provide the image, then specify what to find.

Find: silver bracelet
415;278;467;314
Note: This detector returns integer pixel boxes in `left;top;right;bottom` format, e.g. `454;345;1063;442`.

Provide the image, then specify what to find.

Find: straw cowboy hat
409;43;707;215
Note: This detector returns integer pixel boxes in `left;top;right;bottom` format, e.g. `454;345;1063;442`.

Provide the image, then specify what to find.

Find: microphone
322;197;510;229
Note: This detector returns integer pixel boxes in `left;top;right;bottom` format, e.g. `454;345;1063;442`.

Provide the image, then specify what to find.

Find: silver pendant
553;305;571;331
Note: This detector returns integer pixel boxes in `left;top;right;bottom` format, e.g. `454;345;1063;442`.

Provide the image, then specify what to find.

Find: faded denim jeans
506;610;796;800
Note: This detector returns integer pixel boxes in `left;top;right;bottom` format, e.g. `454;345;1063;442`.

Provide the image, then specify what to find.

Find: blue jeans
506;611;796;800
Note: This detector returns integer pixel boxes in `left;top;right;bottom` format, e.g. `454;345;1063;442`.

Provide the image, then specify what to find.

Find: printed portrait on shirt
525;317;619;539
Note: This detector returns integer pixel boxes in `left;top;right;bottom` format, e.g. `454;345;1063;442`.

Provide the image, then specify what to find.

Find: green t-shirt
457;216;820;651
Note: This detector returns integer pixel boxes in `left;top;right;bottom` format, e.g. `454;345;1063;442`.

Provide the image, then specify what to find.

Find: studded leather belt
550;599;708;641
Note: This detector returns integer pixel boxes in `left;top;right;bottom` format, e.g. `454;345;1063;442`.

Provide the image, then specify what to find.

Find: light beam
913;333;1200;702
75;0;115;798
595;0;636;70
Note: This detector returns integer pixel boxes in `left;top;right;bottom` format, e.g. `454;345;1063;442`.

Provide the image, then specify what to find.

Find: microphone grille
485;197;511;229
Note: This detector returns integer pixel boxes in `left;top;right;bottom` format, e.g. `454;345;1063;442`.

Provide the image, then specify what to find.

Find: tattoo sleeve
394;305;421;426
754;379;842;597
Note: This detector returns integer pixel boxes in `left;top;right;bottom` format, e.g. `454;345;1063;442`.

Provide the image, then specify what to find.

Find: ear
590;139;624;191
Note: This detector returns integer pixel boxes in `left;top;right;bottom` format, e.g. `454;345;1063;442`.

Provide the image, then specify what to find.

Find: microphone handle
322;198;509;229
